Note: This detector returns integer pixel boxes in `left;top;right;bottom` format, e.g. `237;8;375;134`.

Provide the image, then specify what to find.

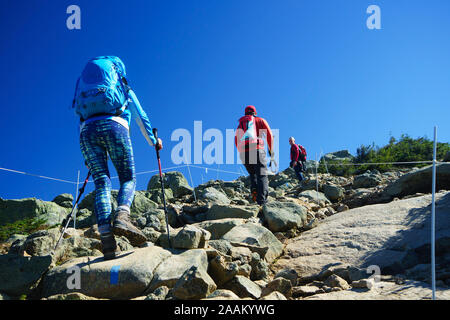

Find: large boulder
52;194;74;209
148;249;209;292
298;190;331;205
383;163;450;199
205;204;259;220
323;184;345;202
41;246;171;299
223;275;262;299
353;172;382;189
147;171;193;198
273;191;450;280
322;150;354;162
262;201;307;232
158;225;210;249
0;197;68;227
199;187;231;205
193;219;246;240
0;253;52;296
172;265;217;299
130;191;159;217
222;223;283;263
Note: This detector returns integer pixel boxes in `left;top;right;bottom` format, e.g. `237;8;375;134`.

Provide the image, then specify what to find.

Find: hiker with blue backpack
72;56;162;260
289;137;307;182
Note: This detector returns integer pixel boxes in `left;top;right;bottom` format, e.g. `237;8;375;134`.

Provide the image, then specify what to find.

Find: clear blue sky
1;0;449;201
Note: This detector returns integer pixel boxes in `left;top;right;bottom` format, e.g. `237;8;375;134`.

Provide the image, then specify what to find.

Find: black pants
240;149;269;205
291;161;305;182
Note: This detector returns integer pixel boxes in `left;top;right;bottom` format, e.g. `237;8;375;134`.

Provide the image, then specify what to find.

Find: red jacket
291;144;300;162
235;115;273;153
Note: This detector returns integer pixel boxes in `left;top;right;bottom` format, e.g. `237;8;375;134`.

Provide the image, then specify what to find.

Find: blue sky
1;0;449;201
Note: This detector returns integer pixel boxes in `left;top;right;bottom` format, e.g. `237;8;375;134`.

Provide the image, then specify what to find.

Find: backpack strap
71;77;80;109
113;64;131;116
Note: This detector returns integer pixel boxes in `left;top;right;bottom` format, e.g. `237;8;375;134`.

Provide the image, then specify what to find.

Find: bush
319;134;450;176
0;217;47;242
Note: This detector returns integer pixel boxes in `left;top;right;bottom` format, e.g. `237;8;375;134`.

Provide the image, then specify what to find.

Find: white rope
188;164;242;175
0;160;442;186
315;160;435;167
0;167;78;185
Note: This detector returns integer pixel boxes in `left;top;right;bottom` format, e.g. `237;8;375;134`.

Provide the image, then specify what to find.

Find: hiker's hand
155;138;163;151
292;161;297;167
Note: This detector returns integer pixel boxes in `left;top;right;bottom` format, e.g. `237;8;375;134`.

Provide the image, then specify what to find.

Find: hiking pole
52;170;91;254
152;128;172;248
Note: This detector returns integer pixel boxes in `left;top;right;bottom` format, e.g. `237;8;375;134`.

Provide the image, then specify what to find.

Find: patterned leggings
80;119;136;229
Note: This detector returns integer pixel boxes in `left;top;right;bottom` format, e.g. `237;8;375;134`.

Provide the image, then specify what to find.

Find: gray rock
324;275;350;290
323;184;344;202
223;275;262;299
42;246;171;299
208;240;232;255
147;171;193;198
144;286;170;300
142;227;161;243
204;289;240;300
384;163;450;198
261;277;292;298
208;255;240;286
149;249;208;291
274;268;299;286
292;286;324;298
199;187;231;205
353;173;381;189
159;225;210;249
322;150;354;162
351;278;375;289
148;188;174;204
273;192;450;280
193;219;246;240
260;291;288;300
45;292;102;300
0;197;69;227
0;254;52;296
298;190;331;205
262;201;307;232
52;194;74;208
130;191;159;217
172;266;217;299
222;223;283;263
206;204;259;220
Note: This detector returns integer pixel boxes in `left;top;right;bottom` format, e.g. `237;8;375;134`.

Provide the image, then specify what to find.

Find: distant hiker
72;56;162;260
289;137;306;182
235;105;274;205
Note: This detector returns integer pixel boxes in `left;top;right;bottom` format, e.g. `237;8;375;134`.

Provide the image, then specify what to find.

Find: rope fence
1;160;442;186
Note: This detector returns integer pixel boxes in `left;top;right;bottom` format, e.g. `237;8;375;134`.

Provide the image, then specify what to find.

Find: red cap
245;105;257;115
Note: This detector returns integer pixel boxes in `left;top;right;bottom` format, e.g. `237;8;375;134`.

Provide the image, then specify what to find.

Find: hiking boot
100;232;117;261
112;208;147;247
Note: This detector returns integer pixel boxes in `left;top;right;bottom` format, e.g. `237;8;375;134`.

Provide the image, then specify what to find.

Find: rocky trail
1;163;450;300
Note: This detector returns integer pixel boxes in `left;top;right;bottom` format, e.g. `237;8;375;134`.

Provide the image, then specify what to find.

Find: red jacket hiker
291;143;300;162
235;114;274;154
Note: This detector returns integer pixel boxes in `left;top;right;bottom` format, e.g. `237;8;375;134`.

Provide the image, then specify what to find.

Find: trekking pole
152;128;172;248
52;170;91;254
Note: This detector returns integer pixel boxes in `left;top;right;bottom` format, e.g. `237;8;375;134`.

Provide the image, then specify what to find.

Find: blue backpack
72;56;129;121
